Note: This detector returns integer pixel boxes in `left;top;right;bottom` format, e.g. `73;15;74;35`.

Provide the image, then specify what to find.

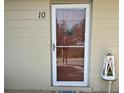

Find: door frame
51;4;91;86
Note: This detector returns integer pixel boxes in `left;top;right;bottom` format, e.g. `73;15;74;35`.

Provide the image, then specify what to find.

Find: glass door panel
57;47;84;81
56;9;85;81
56;9;85;46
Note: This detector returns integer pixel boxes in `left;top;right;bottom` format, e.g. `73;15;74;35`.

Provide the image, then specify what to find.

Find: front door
52;4;90;86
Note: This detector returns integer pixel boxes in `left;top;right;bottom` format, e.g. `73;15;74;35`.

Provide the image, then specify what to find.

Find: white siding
5;0;51;89
90;0;119;92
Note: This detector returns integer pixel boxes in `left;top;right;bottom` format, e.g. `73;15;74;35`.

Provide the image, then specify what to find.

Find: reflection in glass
56;8;86;81
57;47;84;81
56;9;86;46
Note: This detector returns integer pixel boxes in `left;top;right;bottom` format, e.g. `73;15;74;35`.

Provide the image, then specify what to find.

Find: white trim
51;5;57;84
51;4;90;86
83;4;90;86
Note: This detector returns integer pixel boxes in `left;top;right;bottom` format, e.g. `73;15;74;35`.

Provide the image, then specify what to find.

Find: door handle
53;43;56;51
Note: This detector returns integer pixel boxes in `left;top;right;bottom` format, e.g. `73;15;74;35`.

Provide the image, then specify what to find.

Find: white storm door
52;4;90;86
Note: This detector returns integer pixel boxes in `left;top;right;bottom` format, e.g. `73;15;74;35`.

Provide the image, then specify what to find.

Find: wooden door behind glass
56;9;85;81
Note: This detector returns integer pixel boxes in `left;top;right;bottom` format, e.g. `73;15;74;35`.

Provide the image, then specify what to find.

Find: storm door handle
53;43;56;51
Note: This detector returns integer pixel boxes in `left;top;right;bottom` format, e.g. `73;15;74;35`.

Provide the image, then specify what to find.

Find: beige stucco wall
4;0;119;92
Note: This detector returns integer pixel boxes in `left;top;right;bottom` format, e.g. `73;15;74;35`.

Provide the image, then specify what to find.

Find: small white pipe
108;81;112;93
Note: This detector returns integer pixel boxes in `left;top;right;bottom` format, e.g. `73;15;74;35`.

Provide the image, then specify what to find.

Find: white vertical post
108;81;112;93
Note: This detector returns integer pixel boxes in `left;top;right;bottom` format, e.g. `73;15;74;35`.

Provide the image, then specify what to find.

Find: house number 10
39;11;46;19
